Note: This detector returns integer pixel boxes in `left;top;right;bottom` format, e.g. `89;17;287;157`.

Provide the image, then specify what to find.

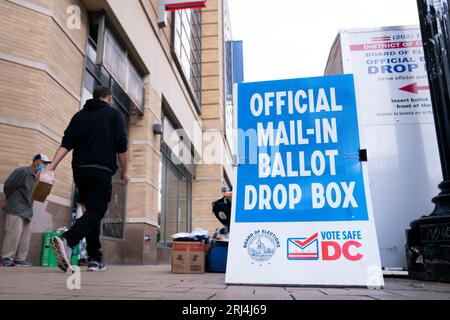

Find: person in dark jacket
1;154;51;267
47;86;129;273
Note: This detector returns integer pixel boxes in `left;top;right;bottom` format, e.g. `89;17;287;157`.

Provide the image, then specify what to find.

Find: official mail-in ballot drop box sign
225;75;384;287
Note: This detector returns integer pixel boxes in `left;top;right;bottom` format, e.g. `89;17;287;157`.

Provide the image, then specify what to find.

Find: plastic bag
171;228;210;242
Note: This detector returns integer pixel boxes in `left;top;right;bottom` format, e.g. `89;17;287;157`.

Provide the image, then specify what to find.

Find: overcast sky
227;0;420;82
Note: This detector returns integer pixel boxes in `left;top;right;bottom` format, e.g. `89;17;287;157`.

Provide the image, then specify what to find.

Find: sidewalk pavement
0;265;449;300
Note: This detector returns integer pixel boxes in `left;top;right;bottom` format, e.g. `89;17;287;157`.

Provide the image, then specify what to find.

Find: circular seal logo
243;230;280;265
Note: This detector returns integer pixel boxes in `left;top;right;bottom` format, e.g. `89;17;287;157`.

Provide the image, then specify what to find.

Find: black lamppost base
410;0;450;283
405;181;450;282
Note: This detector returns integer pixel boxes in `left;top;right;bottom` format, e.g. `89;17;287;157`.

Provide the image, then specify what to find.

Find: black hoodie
61;99;128;174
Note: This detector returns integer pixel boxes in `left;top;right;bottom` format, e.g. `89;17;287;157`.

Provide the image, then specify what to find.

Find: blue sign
235;74;368;223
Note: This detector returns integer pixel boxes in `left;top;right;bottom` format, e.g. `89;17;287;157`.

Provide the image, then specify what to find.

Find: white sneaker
87;260;107;272
50;236;74;273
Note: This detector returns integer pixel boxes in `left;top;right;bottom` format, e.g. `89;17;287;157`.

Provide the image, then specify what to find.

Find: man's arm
115;111;129;185
3;169;24;198
47;147;69;171
44;117;75;174
118;152;129;185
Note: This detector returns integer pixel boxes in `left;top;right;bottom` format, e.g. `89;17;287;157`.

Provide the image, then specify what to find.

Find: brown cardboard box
31;170;54;202
171;241;206;274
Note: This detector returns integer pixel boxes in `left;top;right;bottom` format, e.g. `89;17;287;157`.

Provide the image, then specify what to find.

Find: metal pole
405;0;450;282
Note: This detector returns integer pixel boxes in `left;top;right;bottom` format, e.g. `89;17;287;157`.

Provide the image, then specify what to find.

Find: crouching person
1;154;51;267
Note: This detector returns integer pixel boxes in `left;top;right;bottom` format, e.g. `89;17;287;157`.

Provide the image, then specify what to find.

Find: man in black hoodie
46;86;129;272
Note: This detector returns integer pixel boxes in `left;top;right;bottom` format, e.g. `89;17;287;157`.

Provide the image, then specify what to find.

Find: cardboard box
171;241;206;274
31;170;54;202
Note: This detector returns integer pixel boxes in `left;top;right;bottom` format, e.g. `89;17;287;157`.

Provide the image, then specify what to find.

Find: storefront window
102;100;129;239
178;174;189;233
158;148;192;246
158;114;193;246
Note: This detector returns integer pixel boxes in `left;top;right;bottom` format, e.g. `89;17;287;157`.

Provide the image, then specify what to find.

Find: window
101;100;129;239
172;9;202;111
104;29;128;90
89;12;145;113
223;2;234;153
103;29;144;109
224;40;234;153
158;145;192;246
158;113;193;246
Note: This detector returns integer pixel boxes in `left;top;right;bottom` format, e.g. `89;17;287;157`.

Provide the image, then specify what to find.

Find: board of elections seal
243;230;280;264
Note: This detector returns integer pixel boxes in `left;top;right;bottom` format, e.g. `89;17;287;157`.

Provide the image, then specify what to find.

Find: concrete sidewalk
0;265;449;300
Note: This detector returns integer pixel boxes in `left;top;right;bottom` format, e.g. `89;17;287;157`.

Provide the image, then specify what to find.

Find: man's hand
36;170;42;181
45;165;56;179
118;152;128;185
46;163;56;171
36;168;55;181
121;171;129;185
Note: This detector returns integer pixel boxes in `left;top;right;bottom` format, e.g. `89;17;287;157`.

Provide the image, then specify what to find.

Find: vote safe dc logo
243;230;281;265
287;230;364;261
287;233;320;260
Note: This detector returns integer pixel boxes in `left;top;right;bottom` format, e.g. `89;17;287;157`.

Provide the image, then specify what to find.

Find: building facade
0;0;240;265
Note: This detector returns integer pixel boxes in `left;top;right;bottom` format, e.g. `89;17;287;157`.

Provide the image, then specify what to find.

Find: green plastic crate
41;232;79;267
71;244;79;266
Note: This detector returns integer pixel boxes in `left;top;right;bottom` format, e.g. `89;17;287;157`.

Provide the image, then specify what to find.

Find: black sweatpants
62;167;112;262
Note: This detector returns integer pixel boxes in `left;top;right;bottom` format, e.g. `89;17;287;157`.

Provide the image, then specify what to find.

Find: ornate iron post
405;0;450;282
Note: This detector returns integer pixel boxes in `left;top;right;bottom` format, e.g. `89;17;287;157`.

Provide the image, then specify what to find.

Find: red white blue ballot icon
287;233;319;260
